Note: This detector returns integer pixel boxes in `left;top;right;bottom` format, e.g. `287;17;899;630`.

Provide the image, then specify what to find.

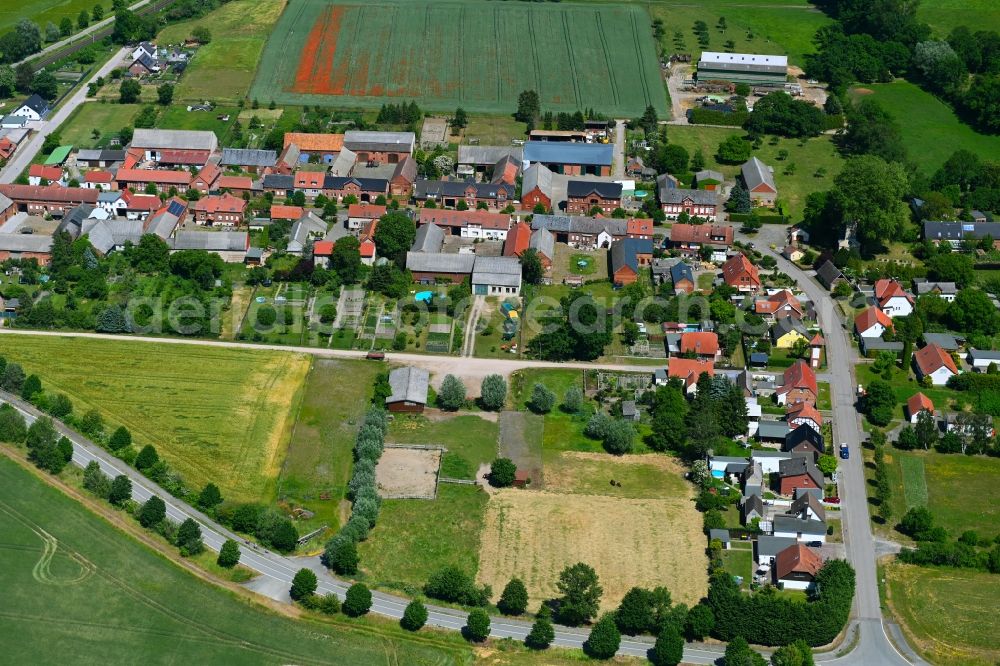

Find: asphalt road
746;226;924;665
1;48;128;185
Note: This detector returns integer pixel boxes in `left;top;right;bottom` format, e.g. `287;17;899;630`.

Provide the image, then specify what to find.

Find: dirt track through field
477;487;707;610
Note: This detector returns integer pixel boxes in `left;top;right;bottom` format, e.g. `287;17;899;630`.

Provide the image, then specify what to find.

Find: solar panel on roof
963;224;975;231
167;201;185;216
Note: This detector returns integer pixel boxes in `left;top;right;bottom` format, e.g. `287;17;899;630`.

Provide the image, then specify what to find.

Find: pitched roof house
776;360;818;406
774;544;823;590
722;253;760;292
385;366;429;412
854;307;893;339
668;358;715;394
520;163;555;212
913;343;959;386
777;456;824;495
503;221;533;259
874;279;914;317
679;331;720;359
741;156;777;205
783;423;824;459
610;238;653;286
668;223;733;254
906;392;935;423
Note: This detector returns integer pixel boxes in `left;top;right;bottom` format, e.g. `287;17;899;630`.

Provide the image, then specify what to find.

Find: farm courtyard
250;0;667;115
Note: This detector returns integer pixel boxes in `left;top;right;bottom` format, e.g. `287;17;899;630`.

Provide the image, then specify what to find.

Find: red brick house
323;177;389;203
520;163;554;212
216;175;253;196
776;360;818;406
722;253;760;292
659;188;719;220
610;238;652;286
0;184;98;216
294;170;326;198
191;163;220;194
190;194;247;227
566;181;623;215
778;456;824;496
115;168;191;193
390;155;417;197
626;217;654;240
503;221;532;258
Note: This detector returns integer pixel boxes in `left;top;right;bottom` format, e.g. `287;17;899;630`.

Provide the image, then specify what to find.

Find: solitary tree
555;562;602;626
198;483;223;511
119;78;141;104
157;83;173;106
770;639;814;666
176;518;204;556
489;457;517;487
290;567;318;601
498;577;529;615
525;605;555;649
217;539;241;568
480;374;507;410
438;374;467;411
651;625;685;666
464;608;491;642
343;583;372;616
529;383;555;414
583;613;621;659
134;444;159;471
108;474;132;506
21;374;41;401
138;495;166;528
401;599;428;631
109;426;132;451
725;636;766;666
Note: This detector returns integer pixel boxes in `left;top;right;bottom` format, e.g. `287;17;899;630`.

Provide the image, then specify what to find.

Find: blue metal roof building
522;142;613;173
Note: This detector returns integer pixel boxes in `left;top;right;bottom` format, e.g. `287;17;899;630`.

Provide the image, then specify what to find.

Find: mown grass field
0;456;470;665
278;358;383;534
2;336;310;503
251;0;667;115
665;125;843;221
849;81;1000;173
55;103;141;149
886;562;1000;666
387;414;498;480
1;0;111;36
357;484;488;594
158;0;286;103
647;0;832;64
918;0;1000;37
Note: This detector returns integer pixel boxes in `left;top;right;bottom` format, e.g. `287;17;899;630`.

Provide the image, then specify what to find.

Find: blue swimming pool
414;291;433;302
634;189;649;198
711;469;725;479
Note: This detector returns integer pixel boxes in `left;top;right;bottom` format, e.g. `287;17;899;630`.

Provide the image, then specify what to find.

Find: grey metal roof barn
131;128;218;152
457;145;523;166
529;228;555;259
0;234;54;253
344;130;415;153
741;157;776;192
170;231;248;252
523;141;613;167
472;256;522;288
923;221;1000;243
386;366;429;406
220;148;277;168
411;223;445;253
531;214;626;236
406;252;476;274
521;163;554;197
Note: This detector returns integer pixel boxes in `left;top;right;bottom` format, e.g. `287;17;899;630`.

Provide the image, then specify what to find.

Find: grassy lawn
849;81;1000;174
357;484;488;595
509;369;606;454
918;0;1000;37
54;102;141;149
157;105;241;141
0;456;470;665
886;561;1000;666
461;114;528;146
816;381;831;411
697;272;715;291
550;244;609;285
2;336;310;503
158;0;286;103
387;414;498;480
666;125;843;221
855;363;959;424
648;0;832;64
2;0;113;36
721;546;753;590
892;450;1000;541
543;450;690;499
277;359;383;535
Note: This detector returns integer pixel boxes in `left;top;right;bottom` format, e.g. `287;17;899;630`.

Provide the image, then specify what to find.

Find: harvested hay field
251;0;667;115
375;447;442;499
543;451;691;499
477;473;706;609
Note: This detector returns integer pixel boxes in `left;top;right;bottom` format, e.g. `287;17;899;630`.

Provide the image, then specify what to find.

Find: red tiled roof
270;205;304;220
418;208;512;230
810;333;825;346
217;175;252;190
313;240;335;256
29;164;62;181
627;218;653;236
775;544;823;580
294;171;325;189
680;332;719;356
84;170;113;183
907;392;935;418
194;163;220;187
116;168;192;185
875;278;913;307
503;221;532;257
778;360;818;398
854;307;893;334
359;239;376;257
669;223;734;245
668;358;715;387
348;203;386;219
787;402;823;426
191;193;246;214
284;132;344;152
123;192;161;211
0;184;98;204
914;343;958;376
722;253;760;287
158;149;210;165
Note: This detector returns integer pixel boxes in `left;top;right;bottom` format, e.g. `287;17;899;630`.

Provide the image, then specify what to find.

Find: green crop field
1;0;112;37
158;0;287;103
2;336;310;503
278;358;383;534
886;562;1000;666
850;82;1000;173
0;456;469;665
251;0;668;115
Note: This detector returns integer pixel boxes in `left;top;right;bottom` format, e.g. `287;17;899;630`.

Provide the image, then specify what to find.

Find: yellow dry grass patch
543;451;691;499
477;487;707;610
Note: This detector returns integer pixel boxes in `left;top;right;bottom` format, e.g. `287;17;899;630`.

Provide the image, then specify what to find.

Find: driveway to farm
0;48;129;184
744;226;926;666
612;119;626;178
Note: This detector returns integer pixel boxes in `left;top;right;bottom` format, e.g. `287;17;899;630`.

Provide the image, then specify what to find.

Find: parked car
839;443;849;459
807;541;823;548
365;352;386;361
825;496;841;504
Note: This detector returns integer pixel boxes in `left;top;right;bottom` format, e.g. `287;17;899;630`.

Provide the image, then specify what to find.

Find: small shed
513;469;531;488
621;400;639;422
709;528;731;550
